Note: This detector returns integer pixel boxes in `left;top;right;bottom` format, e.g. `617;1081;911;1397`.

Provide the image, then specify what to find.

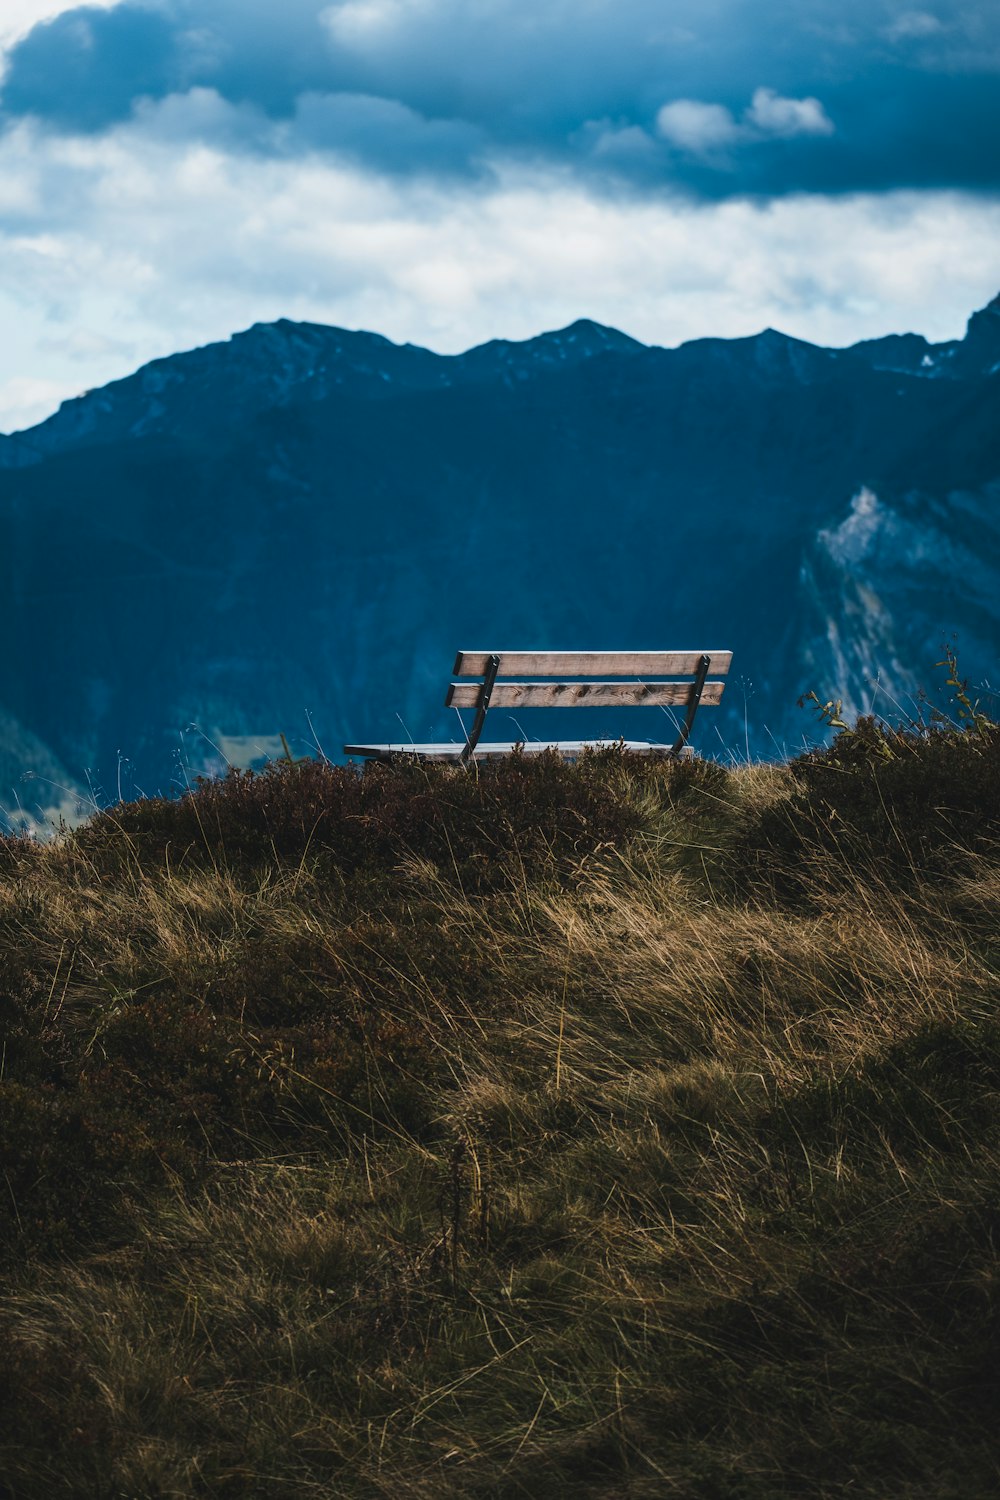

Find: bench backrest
446;650;732;759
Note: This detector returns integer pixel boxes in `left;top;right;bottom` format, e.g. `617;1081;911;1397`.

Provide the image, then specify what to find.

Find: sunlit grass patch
1;737;998;1496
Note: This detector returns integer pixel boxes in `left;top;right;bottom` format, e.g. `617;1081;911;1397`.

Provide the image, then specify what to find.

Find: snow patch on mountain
820;486;884;565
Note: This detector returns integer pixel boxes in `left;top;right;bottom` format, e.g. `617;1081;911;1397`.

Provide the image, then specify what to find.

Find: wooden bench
344;650;732;764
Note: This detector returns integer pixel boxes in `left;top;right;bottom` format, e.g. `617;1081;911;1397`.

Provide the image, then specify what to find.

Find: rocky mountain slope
2;297;998;817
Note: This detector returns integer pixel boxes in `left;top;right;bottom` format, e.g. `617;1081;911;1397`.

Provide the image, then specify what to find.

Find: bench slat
453;650;733;678
447;680;726;709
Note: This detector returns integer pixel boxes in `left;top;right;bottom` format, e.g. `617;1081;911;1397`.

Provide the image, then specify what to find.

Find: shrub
75;749;647;891
743;716;1000;895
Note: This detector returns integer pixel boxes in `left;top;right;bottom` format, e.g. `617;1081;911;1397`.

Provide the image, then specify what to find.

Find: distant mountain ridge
7;297;1000;463
2;298;999;820
0;317;646;463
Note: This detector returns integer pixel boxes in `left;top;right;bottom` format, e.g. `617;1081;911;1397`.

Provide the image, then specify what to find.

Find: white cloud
656;88;833;157
884;11;944;42
0;373;71;430
0;116;998;431
0;0;121;58
321;0;412;45
746;87;834;138
656;99;740;152
587;123;656;162
39;326;135;360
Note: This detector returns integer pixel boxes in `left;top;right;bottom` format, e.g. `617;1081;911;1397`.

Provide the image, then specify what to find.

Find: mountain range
2;295;999;822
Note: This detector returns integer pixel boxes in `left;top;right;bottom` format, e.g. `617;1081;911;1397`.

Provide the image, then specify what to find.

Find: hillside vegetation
1;722;999;1498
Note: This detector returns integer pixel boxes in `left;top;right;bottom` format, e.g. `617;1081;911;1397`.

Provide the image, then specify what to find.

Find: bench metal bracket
461;652;501;765
669;653;711;757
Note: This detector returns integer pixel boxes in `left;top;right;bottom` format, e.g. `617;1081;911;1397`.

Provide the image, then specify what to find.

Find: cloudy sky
1;0;999;432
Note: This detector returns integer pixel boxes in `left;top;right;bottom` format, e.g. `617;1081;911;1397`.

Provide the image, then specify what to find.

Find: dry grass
1;741;998;1497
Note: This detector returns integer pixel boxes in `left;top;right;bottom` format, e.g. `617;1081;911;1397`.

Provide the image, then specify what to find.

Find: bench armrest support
460;652;502;766
669;653;711;756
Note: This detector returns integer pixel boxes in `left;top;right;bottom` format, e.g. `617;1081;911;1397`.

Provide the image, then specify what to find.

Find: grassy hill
1;723;999;1498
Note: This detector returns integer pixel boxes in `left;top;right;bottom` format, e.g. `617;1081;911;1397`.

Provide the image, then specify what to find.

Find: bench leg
669;654;711;756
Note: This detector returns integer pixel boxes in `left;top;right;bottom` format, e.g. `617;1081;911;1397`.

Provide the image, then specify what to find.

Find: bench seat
343;739;680;763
